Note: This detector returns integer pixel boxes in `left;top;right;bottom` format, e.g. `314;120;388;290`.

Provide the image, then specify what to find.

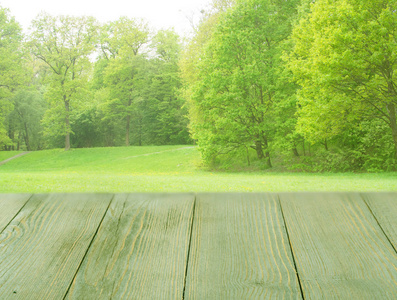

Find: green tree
0;6;24;149
189;0;299;167
27;13;98;150
139;29;190;145
286;0;397;159
104;54;148;146
8;90;46;150
99;17;149;60
100;17;150;146
89;59;123;147
180;0;233;134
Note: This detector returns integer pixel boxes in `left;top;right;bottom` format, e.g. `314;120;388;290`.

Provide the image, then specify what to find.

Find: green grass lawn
0;151;23;162
1;146;396;193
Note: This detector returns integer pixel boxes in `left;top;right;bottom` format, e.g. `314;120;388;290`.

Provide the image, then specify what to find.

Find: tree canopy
0;6;23;148
27;14;98;150
286;0;397;168
185;0;299;167
1;0;397;172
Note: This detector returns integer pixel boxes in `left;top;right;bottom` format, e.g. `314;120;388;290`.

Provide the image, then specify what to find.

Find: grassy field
0;146;397;193
0;151;23;162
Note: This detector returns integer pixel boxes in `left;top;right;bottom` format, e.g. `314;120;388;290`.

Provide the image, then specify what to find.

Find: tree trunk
17;131;21;151
255;140;264;160
65;132;70;151
24;122;30;151
292;147;299;157
246;146;251;166
386;103;397;158
126;115;130;146
255;139;272;168
8;128;14;149
126;98;133;146
263;138;272;168
324;138;328;151
138;117;142;146
65;99;70;151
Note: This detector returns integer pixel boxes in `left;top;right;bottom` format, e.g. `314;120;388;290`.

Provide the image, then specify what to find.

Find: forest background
1;0;397;173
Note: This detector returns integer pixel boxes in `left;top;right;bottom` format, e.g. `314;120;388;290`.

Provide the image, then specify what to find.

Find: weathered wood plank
362;192;397;251
0;193;112;300
0;194;31;232
185;193;302;299
279;192;397;299
66;193;195;300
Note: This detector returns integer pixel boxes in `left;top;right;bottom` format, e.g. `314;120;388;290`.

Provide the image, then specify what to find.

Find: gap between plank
360;193;397;256
277;194;306;300
62;194;116;300
182;194;197;300
0;194;34;236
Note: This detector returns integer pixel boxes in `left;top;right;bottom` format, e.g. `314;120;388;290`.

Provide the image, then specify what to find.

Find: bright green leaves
98;17;150;146
27;14;99;150
188;0;299;167
99;17;150;59
0;6;190;151
95;22;188;146
286;0;397;161
0;6;23;148
151;29;181;63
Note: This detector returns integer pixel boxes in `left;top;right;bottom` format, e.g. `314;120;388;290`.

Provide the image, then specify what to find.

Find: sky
0;0;211;36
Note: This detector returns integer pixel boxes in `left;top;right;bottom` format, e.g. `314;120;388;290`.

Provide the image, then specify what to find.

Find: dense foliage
0;6;190;151
1;0;397;172
0;7;24;148
182;0;397;171
286;0;397;171
184;0;299;168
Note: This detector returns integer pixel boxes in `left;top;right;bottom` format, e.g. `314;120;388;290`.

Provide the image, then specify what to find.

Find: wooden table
0;193;396;299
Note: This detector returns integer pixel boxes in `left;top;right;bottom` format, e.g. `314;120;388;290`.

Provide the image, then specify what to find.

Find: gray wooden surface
0;193;396;299
279;193;397;299
185;193;302;299
66;193;195;299
0;193;113;300
0;194;31;232
362;192;397;251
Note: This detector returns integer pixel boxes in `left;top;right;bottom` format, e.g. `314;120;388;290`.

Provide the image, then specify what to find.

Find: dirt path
123;146;195;160
0;151;31;166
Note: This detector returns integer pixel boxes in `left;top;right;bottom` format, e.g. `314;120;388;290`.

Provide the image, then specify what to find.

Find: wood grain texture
185;193;302;299
66;193;195;300
362;192;397;251
0;193;112;300
279;192;397;299
0;194;31;232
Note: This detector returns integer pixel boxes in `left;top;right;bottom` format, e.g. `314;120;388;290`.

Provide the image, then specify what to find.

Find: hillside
0;146;197;174
0;146;397;193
